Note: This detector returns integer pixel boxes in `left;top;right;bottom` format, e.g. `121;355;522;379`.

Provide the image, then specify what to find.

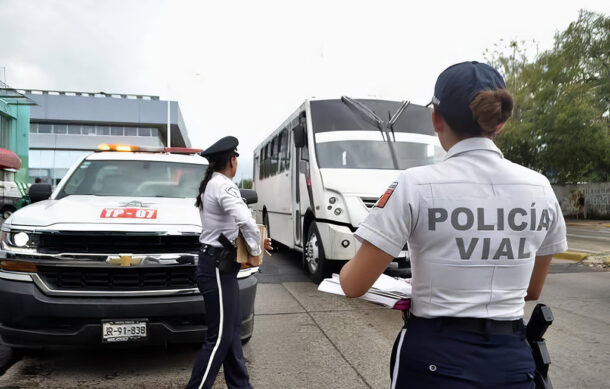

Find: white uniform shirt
355;137;568;320
199;172;262;256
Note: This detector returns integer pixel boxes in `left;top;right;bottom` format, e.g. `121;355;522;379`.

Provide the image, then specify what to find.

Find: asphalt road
0;222;608;388
1;243;608;389
565;222;610;254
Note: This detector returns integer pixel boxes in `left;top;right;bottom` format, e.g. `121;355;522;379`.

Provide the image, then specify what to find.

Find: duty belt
200;244;226;256
409;314;523;335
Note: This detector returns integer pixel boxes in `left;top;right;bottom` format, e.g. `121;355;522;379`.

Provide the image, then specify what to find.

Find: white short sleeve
354;173;416;257
536;192;568;256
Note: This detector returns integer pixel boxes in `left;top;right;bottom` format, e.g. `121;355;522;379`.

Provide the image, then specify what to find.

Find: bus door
292;114;308;247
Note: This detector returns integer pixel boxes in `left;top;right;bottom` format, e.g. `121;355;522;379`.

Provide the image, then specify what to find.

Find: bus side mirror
293;125;306;148
239;189;258;205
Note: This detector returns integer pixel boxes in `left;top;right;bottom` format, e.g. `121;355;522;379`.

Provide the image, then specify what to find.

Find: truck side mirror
239;189;258;205
293;124;306;148
28;184;53;203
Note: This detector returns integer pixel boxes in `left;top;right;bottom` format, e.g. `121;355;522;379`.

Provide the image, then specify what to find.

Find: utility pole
167;100;171;147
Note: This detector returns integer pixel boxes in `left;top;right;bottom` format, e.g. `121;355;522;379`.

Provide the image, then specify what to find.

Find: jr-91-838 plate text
102;320;148;343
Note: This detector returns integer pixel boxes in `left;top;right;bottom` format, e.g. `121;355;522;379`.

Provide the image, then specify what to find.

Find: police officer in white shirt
186;136;272;389
340;62;568;388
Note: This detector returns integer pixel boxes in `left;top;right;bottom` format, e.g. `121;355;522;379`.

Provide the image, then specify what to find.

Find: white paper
318;273;411;308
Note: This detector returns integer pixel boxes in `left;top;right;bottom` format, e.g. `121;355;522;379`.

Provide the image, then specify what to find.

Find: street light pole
167;100;171;147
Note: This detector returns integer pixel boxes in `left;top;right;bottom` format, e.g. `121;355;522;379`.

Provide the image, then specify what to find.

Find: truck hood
320;169;400;197
9;195;201;231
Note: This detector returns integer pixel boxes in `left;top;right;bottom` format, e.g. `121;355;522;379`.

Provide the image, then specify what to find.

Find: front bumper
0;273;257;348
315;221;409;261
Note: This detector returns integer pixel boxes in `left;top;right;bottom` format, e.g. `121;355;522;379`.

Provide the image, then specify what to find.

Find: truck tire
304;223;330;284
1;206;16;220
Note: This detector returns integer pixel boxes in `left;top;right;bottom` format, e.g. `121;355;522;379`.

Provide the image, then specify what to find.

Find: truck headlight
2;230;39;250
13;232;30;247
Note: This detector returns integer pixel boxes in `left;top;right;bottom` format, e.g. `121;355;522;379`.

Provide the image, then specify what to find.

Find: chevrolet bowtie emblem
107;254;143;266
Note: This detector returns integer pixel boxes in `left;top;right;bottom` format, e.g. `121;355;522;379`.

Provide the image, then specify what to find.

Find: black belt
409;314;523;335
200;244;226;256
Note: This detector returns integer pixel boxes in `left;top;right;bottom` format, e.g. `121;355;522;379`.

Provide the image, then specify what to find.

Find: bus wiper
387;100;410;142
341;96;387;141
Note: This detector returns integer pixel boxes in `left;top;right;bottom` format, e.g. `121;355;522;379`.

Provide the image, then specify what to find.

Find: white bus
252;97;445;283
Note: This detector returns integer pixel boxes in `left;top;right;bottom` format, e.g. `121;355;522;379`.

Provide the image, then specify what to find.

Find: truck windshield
57;160;207;199
316;140;444;170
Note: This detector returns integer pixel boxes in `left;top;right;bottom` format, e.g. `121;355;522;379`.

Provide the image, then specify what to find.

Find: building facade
0;82;31;184
22;89;191;184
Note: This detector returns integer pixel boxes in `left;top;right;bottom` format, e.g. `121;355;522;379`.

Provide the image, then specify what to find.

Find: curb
553;251;589;261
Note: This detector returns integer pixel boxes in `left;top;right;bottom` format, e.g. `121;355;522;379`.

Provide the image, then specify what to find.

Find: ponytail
195;160;216;209
194;151;235;209
469;89;514;135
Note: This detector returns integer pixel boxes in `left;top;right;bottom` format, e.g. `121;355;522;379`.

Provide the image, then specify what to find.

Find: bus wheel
304;223;328;284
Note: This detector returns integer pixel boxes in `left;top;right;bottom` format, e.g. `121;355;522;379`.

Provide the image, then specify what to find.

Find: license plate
102;320;148;343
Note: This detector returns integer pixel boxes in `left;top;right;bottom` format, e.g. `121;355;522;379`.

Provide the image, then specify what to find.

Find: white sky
1;0;608;180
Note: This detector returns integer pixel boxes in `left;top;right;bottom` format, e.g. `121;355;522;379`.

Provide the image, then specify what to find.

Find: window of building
150;128;159;137
124;127;137;136
30;123;38;133
96;126;110;136
138;127;151;136
81;125;95;135
53;124;68;134
38;124;52;134
68;125;81;135
0;115;10;148
110;126;123;136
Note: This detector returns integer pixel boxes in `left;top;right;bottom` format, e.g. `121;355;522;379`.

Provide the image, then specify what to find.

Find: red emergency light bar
97;144;202;155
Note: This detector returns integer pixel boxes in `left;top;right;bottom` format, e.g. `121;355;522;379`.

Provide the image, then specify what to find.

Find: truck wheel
1;206;16;220
304;223;329;284
241;336;252;345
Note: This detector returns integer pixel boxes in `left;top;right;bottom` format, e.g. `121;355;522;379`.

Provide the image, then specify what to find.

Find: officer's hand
264;238;273;252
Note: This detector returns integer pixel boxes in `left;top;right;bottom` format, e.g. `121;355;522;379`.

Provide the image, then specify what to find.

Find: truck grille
37;265;197;291
37;232;199;254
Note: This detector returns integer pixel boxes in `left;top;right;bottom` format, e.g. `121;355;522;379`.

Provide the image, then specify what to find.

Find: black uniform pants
185;252;252;389
389;315;536;388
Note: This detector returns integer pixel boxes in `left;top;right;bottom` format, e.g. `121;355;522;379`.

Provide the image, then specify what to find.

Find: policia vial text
428;205;551;260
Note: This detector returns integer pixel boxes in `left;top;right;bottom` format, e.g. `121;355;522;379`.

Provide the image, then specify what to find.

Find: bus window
278;128;289;172
270;136;279;175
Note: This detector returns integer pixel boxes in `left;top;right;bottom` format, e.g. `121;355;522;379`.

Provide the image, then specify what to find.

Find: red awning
0;148;21;170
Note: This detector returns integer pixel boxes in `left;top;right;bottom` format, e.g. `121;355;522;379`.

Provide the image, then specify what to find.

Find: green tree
237;179;253;189
486;10;610;184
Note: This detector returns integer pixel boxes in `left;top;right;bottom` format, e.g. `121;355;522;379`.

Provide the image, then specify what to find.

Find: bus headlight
329;197;337;205
334;208;342;216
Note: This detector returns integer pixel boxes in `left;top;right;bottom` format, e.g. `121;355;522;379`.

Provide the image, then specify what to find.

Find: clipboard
236;224;267;266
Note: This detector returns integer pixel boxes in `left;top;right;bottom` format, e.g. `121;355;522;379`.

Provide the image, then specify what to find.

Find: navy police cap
200;136;239;158
432;61;506;133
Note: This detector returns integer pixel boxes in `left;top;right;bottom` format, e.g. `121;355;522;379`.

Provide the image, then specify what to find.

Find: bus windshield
315;139;444;170
310;99;444;169
57;160;207;199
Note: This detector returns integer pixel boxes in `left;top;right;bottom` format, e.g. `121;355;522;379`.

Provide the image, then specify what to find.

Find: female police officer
186;136;272;389
340;62;568;388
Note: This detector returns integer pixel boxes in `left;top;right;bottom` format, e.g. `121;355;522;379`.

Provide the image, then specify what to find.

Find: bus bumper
315;221;409;261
